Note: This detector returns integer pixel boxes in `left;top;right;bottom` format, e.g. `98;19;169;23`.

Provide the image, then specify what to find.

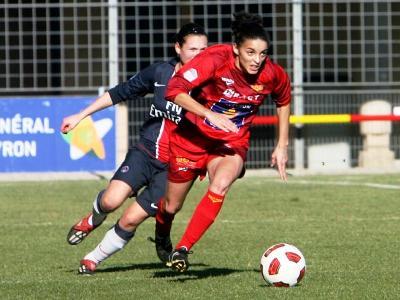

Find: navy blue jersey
108;58;183;162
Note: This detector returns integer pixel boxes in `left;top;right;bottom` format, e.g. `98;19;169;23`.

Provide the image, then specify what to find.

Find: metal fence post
292;0;304;169
109;0;128;168
108;0;119;87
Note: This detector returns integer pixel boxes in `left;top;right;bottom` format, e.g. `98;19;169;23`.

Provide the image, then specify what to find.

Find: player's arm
173;92;238;133
60;92;113;134
60;64;157;134
271;103;290;181
270;64;292;181
108;63;158;104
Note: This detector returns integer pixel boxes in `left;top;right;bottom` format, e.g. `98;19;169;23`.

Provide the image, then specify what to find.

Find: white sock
84;227;128;265
88;214;93;226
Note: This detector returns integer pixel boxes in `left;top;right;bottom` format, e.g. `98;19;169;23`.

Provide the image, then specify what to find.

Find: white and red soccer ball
260;243;306;287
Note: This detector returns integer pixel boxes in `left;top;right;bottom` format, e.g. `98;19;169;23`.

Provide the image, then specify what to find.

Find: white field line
220;216;400;223
0;220;202;228
267;179;400;190
3;214;400;228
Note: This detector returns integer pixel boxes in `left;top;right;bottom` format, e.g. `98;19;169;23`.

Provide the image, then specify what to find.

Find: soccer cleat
166;247;191;272
78;259;97;275
67;213;96;245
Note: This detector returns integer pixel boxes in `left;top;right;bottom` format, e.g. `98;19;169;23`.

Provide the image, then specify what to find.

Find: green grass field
1;174;400;299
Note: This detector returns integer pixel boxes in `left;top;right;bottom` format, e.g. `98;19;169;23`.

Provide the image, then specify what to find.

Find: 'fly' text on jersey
149;103;182;124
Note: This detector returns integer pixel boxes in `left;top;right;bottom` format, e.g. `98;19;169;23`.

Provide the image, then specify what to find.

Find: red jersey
166;44;291;143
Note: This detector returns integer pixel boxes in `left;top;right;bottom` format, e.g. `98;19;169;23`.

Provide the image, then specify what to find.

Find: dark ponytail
231;11;270;46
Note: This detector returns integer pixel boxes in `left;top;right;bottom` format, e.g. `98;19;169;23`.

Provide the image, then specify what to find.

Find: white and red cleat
78;259;97;275
67;213;96;245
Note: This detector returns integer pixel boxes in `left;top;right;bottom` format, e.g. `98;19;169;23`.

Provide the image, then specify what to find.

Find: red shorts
168;125;249;183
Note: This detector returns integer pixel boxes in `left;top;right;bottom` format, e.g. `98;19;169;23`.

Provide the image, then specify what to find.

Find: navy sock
114;221;135;241
92;189;107;226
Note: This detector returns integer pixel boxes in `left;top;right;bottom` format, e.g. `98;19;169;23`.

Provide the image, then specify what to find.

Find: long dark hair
231;11;270;46
175;23;207;46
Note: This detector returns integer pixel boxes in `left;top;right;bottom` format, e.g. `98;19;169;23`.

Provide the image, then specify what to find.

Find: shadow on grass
96;262;207;274
152;266;250;282
66;261;208;274
251;268;304;288
67;263;257;282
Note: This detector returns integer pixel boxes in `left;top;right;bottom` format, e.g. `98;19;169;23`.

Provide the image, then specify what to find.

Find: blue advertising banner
0;97;116;172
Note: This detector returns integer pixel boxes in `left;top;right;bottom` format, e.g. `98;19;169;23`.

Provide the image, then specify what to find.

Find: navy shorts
112;146;168;217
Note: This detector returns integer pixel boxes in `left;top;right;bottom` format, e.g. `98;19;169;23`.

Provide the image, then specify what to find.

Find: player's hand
270;145;288;181
60;114;82;134
204;110;239;133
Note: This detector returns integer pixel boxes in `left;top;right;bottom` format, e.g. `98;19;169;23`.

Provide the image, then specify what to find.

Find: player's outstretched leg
166;247;191;272
67;190;107;245
77;222;134;275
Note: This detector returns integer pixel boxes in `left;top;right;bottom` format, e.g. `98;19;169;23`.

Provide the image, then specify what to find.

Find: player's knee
164;205;180;215
118;215;141;231
209;178;232;195
100;194;124;212
164;197;182;215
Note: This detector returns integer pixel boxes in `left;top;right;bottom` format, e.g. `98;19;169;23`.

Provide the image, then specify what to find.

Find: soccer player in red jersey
155;11;291;272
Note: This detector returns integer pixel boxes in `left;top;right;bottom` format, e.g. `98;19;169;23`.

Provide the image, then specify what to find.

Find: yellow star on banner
61;116;113;160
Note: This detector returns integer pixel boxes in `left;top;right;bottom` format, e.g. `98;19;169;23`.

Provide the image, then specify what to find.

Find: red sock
176;190;225;251
155;197;175;237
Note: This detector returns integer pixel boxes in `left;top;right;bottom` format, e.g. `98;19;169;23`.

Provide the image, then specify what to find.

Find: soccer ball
260;243;306;287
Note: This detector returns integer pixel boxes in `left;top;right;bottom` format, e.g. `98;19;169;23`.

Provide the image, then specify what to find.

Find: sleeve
271;64;292;107
108;63;160;105
165;47;225;102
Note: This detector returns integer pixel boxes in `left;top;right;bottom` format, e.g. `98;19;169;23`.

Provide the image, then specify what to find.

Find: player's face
233;38;269;75
175;34;208;65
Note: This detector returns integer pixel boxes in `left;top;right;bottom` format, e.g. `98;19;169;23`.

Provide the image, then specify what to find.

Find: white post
292;0;304;169
108;0;119;87
108;0;128;168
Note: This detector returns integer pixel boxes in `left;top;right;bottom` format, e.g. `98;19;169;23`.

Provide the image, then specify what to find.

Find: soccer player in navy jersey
155;11;291;272
60;23;208;275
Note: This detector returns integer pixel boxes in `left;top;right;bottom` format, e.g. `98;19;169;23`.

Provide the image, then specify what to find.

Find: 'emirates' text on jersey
108;58;183;162
166;44;291;142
